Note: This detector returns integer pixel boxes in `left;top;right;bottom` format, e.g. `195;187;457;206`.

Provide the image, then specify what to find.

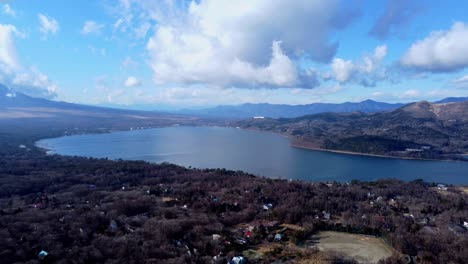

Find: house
322;211;331;220
403;213;414;220
449;223;467;234
437;184;448;191
274;233;283;241
109;220;118;232
463;221;468;229
253;116;265;119
419;217;430;225
38;250;48;260
230;256;247;264
263;203;273;210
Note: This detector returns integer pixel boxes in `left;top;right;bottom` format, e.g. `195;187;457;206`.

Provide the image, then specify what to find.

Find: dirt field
309;231;394;263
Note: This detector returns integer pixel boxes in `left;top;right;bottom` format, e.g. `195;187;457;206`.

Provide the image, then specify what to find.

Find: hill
236;101;468;160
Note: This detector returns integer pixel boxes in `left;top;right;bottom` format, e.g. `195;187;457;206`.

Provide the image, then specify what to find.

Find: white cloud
228;41;300;87
401;22;468;72
141;0;354;89
124;76;141;87
0;23;58;98
330;45;388;86
0;24;21;70
2;4;16;17
368;89;464;102
372;91;385;97
121;56;137;68
331;58;355;82
81;20;104;35
87;45;107;56
135;22;151;39
453;74;468;84
38;13;59;37
401;89;421;98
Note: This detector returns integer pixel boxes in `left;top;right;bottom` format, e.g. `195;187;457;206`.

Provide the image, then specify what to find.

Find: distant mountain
0;84;201;131
179;97;468;119
179;100;406;119
0;84;156;114
236;101;468;160
434;97;468;103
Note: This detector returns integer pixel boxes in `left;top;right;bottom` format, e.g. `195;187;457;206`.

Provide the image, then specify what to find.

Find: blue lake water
36;126;468;184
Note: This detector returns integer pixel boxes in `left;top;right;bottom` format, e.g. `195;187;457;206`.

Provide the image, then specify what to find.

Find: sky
1;0;468;109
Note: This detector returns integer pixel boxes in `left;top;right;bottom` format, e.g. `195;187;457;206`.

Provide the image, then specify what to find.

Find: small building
322;211;331;221
230;256;247;264
437;184;448;191
253;116;265;119
109;220;118;232
274;233;283;241
449;223;467;234
38;250;48;260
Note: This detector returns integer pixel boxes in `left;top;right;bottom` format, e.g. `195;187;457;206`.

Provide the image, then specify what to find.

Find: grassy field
309;231;394;263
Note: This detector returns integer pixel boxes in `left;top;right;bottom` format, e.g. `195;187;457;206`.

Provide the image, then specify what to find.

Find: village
1;152;467;264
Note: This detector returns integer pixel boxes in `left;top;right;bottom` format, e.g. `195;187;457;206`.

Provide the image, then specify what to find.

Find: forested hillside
237;101;468;160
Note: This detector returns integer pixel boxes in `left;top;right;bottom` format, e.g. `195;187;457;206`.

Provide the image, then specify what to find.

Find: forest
0;120;467;263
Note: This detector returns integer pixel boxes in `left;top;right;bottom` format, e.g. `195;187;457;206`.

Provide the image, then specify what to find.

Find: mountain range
178;97;468;119
3;84;467;120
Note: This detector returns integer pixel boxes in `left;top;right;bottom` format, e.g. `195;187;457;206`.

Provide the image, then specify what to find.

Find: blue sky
1;0;468;109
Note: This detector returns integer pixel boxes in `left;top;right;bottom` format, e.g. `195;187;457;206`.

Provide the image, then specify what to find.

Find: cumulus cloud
124;76;141;87
331;58;355;83
140;0;356;89
401;22;468;72
38;13;59;37
2;4;16;17
0;24;21;70
369;0;421;40
81;21;104;35
330;45;388;86
0;24;58;98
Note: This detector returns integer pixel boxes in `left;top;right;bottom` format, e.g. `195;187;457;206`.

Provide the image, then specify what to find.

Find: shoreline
288;136;467;163
34;124;467;163
236;126;467;163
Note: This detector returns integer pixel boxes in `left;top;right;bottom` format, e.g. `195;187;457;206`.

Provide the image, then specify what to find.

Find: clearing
309;231;394;263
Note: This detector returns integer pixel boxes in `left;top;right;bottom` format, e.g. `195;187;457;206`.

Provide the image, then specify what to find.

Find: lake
36;126;468;184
